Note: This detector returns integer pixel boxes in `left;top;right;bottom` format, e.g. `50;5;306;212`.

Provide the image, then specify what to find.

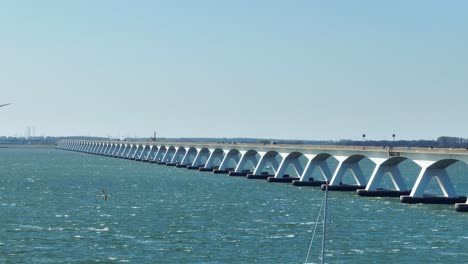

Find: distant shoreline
0;144;56;149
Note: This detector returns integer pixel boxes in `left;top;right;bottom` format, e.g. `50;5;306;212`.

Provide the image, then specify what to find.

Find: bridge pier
161;147;176;164
357;157;411;197
95;143;105;155
83;142;90;153
103;143;112;156
131;145;143;160
113;144;124;157
292;154;332;187
215;150;241;174
400;160;467;204
84;143;93;153
137;145;151;161
144;146;158;162
455;201;468;212
322;155;368;191
229;150;260;176
188;148;210;169
128;145;139;160
267;152;303;183
153;146;167;163
168;147;187;166
178;147;197;168
202;148;225;172
248;151;280;179
118;144;129;158
111;144;122;158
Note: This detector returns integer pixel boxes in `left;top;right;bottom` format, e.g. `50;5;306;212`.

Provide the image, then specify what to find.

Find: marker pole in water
102;189;108;201
321;181;328;264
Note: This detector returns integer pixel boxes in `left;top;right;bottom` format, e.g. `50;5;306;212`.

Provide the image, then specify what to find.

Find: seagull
0;103;11;108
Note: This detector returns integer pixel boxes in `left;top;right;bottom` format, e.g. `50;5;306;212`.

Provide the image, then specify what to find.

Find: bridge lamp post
362;134;366;149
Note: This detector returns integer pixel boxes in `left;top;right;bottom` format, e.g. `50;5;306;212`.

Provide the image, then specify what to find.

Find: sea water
0;148;467;263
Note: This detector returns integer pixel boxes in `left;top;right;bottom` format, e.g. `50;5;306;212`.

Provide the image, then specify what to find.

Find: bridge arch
252;150;283;176
171;147;187;164
274;151;308;180
295;153;336;185
155;146;167;161
118;144;130;158
228;149;261;176
180;147;198;167
191;147;211;168
408;158;467;200
137;145;151;160
217;149;242;172
131;145;144;159
146;145;159;161
127;144;140;159
357;156;417;196
204;148;226;169
328;154;374;188
162;146;177;162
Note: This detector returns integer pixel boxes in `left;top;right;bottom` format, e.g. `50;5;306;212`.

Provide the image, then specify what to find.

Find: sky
1;0;467;141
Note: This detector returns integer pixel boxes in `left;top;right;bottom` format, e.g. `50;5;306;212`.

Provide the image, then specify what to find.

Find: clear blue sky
1;0;467;141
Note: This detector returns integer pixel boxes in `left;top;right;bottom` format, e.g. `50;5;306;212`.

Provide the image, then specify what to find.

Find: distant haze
1;1;467;141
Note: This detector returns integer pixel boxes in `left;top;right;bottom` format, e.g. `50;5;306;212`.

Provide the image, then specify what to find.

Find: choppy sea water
0;148;467;263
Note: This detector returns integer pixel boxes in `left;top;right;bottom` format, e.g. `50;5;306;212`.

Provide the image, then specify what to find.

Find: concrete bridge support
215;149;242;174
137;145;151;161
455;200;468;212
104;144;113;156
80;143;87;152
153;146;167;163
120;145;131;158
81;143;90;153
229;150;260;176
94;143;104;154
188;148;210;169
168;147;187;166
145;146;158;162
268;152;304;183
323;155;369;191
99;144;107;154
292;154;333;186
88;143;96;153
82;143;91;153
131;145;144;160
89;143;99;154
160;147;176;164
201;148;225;172
116;144;127;157
357;157;411;197
125;145;138;159
401;159;467;204
178;147;198;168
79;142;88;152
96;143;111;156
97;144;106;155
249;151;282;179
113;144;124;157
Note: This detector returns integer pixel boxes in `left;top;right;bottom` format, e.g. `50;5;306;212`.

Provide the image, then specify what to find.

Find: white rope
304;192;326;264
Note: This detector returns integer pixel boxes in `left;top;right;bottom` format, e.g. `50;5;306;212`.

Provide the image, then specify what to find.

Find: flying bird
0;103;11;108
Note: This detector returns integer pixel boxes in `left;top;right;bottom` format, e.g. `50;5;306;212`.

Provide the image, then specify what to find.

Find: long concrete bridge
57;140;468;212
